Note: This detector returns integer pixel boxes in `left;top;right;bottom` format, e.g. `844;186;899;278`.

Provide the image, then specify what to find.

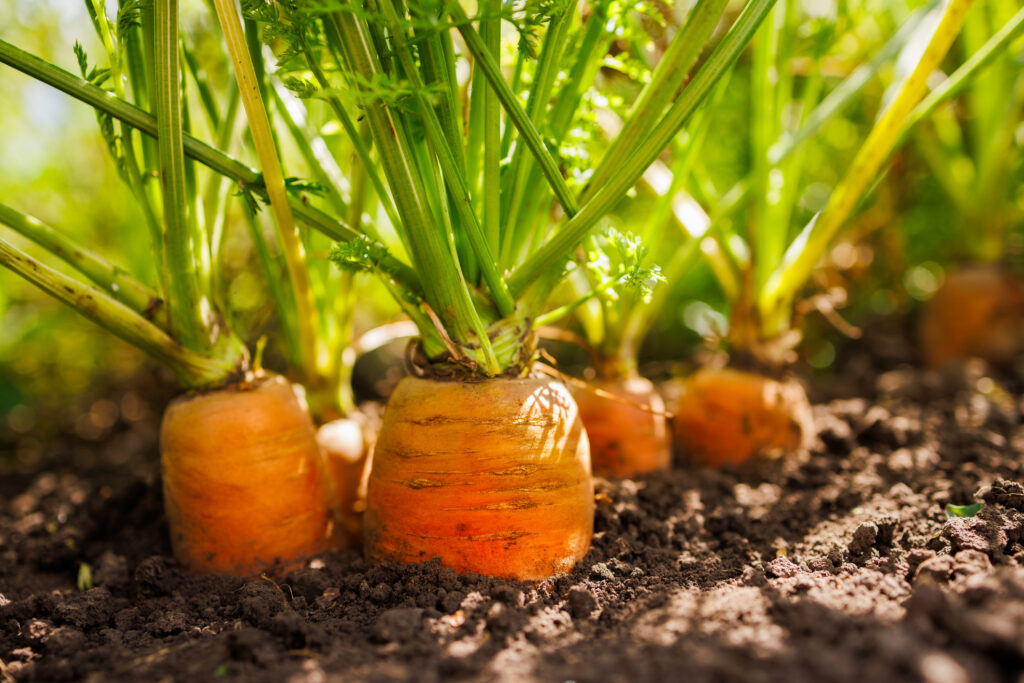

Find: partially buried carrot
574;376;671;478
161;372;332;576
673;367;813;467
365;376;593;581
317;415;373;549
918;265;1024;369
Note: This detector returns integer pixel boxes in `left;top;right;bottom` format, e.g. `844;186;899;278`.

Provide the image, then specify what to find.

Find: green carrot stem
508;0;778;296
0;203;164;325
328;6;500;372
377;0;515;318
584;0;729;201
0;238;238;388
302;27;404;238
0;40;423;297
449;3;580;217
270;85;348;217
89;0;164;279
758;0;976;331
500;0;575;267
154;0;206;351
213;0;319;376
902;3;1024;137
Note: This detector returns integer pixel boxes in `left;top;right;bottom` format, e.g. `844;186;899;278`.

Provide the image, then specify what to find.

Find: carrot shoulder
161;373;332;575
365;376;593;581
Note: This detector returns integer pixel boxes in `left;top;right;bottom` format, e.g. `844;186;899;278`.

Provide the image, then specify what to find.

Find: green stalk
270;85;348;216
508;0;777;296
759;0;976;332
328;7;500;372
302;24;404;237
584;0;729;201
902;3;1024;135
769;2;937;164
213;0;319;376
89;0;164;273
449;3;580;217
0;238;236;388
154;0;206;351
0;40;423;296
481;0;501;257
499;0;576;266
0;204;163;323
377;0;515;318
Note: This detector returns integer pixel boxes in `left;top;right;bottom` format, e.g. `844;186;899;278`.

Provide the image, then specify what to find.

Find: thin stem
328;6;500;372
508;0;777;296
450;3;580;217
0;238;237;388
759;0;976;330
479;0;501;256
0;203;164;324
377;0;515;318
0;40;423;296
154;0;206;351
584;0;729;201
212;0;319;377
903;3;1024;135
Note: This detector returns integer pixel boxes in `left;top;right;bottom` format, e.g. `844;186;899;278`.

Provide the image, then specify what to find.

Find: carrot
574;376;671;478
919;265;1024;369
365;375;593;580
317;415;373;549
673;367;813;467
161;373;332;576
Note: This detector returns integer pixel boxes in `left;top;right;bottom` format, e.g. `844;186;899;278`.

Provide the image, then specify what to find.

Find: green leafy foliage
329;236;397;277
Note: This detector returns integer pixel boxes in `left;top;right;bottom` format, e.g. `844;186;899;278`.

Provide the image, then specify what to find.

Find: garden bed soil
3;350;1024;682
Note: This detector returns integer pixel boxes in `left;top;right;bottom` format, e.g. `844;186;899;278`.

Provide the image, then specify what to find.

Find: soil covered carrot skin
365;375;594;581
919;265;1024;369
317;416;373;550
673;367;813;467
574;376;671;478
161;373;332;576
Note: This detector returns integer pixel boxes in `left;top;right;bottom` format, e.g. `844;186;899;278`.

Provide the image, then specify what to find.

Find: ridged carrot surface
161;373;332;576
674;367;812;467
574;376;671;478
365;376;593;580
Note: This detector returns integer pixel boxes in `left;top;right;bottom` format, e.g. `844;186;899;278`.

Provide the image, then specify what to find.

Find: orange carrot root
317;416;373;549
574;376;671;478
365;375;593;580
919;265;1024;369
161;373;332;576
673;367;813;467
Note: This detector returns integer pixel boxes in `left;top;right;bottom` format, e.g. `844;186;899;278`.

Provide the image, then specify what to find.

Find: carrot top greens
238;0;779;378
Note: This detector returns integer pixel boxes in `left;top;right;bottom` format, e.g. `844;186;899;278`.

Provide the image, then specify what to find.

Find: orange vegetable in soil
161;373;332;576
365;375;593;580
574;376;671;478
673;367;813;467
317;416;373;549
919;265;1024;369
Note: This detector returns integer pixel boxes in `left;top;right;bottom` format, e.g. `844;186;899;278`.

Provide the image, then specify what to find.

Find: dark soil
4;352;1024;682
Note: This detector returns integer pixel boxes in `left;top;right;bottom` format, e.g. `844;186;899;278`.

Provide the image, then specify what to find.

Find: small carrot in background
667;0;979;466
